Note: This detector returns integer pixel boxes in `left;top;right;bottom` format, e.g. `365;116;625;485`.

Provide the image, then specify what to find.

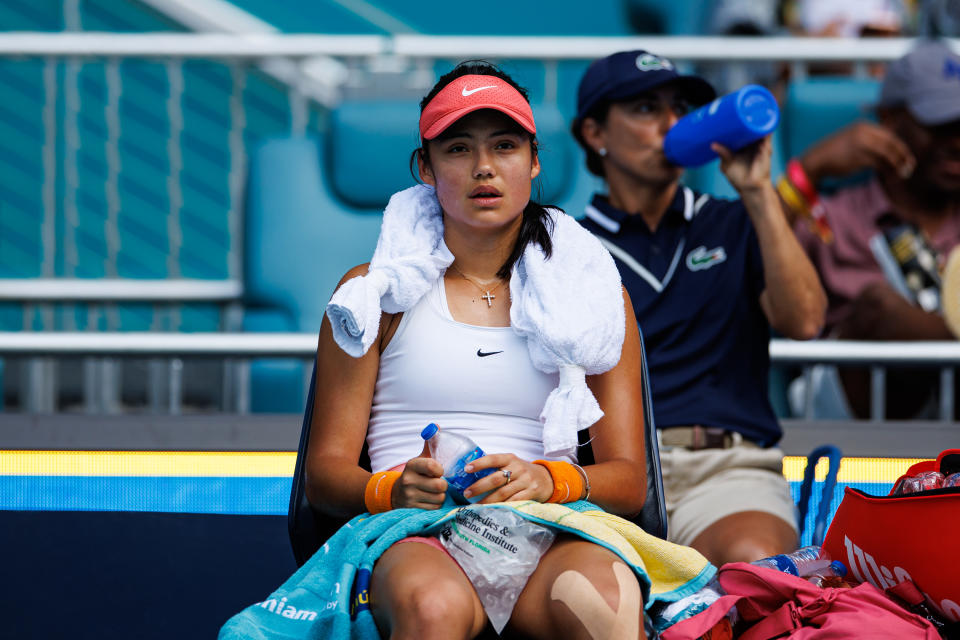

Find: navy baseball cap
575;50;716;123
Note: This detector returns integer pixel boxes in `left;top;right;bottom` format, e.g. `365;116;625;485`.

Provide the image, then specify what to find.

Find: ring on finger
501;468;512;484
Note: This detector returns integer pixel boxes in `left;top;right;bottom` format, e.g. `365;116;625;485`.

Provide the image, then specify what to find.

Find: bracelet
776;174;811;217
533;460;585;503
777;176;833;243
786;158;818;205
570;463;591;501
809;202;834;244
364;470;401;514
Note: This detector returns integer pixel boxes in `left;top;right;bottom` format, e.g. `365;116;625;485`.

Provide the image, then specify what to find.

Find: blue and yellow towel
219;501;715;639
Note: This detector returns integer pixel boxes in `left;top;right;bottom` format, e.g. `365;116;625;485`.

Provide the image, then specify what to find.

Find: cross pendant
481;291;495;307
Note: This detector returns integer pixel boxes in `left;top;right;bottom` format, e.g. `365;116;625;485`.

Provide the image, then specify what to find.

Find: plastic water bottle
807;561;849;588
653;575;738;631
421;423;494;504
663;84;780;167
945;472;960;488
751;545;832;578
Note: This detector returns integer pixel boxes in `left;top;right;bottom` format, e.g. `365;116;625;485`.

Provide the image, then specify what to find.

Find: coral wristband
364;470;401;514
534;460;586;503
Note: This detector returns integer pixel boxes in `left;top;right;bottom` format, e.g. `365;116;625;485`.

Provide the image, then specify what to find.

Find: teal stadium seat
783;77;881;162
329;101;421;209
329;99;588;211
244;135;381;412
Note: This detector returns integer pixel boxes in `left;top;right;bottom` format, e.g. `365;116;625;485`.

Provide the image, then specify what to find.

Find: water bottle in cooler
751;545;832;577
807;561;849;588
421;423;494;504
663;84;780;167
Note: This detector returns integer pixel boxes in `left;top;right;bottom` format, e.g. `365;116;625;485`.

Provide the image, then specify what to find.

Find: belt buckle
689;426;735;450
697;426;726;450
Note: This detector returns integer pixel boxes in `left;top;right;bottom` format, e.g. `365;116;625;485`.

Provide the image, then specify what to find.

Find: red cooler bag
822;449;960;624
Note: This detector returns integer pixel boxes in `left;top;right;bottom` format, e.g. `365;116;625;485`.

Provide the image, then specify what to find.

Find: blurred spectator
707;0;914;95
711;0;779;34
786;0;913;77
787;0;910;36
781;39;960;419
708;0;782;92
917;0;960;36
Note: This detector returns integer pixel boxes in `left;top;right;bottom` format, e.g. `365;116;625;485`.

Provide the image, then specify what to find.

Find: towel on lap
219;502;714;640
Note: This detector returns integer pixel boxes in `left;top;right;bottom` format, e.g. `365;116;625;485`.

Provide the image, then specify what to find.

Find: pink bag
661;563;939;640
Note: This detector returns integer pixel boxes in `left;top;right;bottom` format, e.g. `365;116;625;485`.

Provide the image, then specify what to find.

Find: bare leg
507;536;647;640
689;510;797;566
370;542;488;640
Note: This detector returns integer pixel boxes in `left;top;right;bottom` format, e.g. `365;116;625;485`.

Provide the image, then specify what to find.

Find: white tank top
366;276;569;472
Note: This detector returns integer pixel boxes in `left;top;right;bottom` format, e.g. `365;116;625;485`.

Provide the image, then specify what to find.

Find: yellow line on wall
0;450;296;477
0;451;929;483
782;456;925;483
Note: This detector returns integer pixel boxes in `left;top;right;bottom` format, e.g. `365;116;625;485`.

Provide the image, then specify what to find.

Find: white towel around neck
326;184;624;458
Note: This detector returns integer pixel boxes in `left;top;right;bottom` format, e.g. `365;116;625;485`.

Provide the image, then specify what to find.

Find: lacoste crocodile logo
477;349;504;357
635;53;674;72
686;245;727;271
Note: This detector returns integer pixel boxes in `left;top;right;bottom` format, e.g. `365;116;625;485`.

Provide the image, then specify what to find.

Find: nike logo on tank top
366;277;564;472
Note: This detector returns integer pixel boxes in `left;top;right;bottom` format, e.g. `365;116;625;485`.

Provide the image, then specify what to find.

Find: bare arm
800;122;915;189
304;264;446;518
779;121;915;227
714;137;827;340
582;287;648;516
839;281;953;341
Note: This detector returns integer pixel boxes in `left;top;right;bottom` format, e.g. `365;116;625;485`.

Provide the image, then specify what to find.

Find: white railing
1;32;956;60
0;332;957;422
771;340;959;422
6;332;957;362
0;331;313;356
0;279;244;414
0;278;242;302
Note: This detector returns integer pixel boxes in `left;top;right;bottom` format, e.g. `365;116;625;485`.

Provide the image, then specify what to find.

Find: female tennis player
306;61;651;640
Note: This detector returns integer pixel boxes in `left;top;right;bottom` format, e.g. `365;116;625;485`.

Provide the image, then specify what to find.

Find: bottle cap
420;423;439;440
737;85;779;135
830;561;848;577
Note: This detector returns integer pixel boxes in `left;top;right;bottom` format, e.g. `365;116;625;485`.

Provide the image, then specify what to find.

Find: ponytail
497;200;555;279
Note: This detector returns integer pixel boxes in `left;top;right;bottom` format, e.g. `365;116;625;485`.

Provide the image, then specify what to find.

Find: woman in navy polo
571;50;827;566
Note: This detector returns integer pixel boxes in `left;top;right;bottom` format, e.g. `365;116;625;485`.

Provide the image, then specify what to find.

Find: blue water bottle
663;84;780;167
421;423;494;504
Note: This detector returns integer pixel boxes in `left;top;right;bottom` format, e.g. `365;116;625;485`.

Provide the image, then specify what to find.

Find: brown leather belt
660;425;737;450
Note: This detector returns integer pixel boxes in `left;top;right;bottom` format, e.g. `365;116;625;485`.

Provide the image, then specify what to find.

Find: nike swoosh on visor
462;85;497;97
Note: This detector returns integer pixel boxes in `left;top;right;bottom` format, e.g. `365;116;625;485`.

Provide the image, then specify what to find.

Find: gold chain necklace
449;264;505;308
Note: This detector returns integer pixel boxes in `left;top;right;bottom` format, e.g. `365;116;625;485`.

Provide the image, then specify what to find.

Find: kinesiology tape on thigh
549;562;641;640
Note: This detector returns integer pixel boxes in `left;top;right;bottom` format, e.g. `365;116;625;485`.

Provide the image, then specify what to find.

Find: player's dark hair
410;60;554;279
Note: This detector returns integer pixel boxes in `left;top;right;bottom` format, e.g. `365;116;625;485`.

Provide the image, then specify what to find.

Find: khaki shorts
658;435;799;547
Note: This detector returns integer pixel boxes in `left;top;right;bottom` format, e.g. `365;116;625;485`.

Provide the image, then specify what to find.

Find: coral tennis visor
419;74;537;140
